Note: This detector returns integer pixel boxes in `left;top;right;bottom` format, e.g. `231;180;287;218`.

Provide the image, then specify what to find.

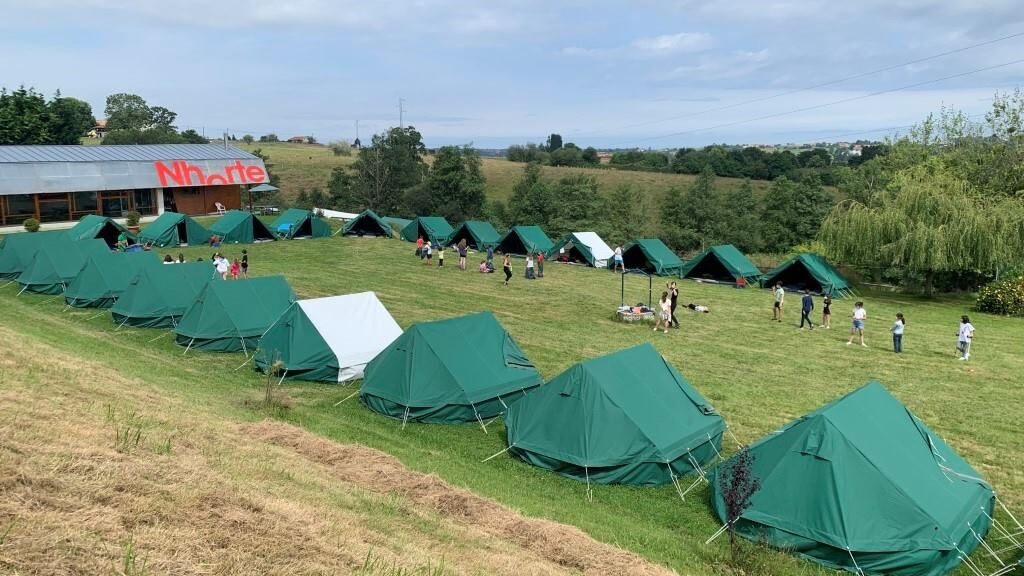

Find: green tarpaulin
448;221;501;250
16;238;110;295
400;216;455;244
0;231;66;280
66;215;136;248
341;209;393;237
209;210;275;244
270;208;331;239
175;275;296;353
64;251;161;308
506;343;725;486
360;311;543;424
679;244;762;283
710;381;994;576
616;239;683;276
760;252;852;297
111;262;217;329
494;225;554;256
138;212;212;247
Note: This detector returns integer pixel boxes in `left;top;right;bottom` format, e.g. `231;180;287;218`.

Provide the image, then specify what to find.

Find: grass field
1;231;1021;575
236;142;768;205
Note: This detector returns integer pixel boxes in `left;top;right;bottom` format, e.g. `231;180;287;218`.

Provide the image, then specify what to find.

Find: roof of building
0;144;259;164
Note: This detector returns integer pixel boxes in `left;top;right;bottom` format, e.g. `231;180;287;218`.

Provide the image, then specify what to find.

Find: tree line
506;133;601;167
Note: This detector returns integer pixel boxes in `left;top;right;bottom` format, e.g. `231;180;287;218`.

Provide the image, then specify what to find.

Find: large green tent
175;275;296;353
360;311;543;425
381;216;412;231
64;251;161;308
0;231;65;280
270;208;331;239
506;343;725;486
494;225;554;256
111;262;216;328
546;232;615;268
16;238;109;295
341;209;393;237
710;381;994;576
760;252;852;297
65;215;136;248
255;292;402;383
616;239;683;276
448;221;501;250
679;244;761;283
208;210;275;244
138;212;212;247
400;216;454;244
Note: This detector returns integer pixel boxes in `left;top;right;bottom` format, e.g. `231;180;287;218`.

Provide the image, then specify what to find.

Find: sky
1;0;1023;148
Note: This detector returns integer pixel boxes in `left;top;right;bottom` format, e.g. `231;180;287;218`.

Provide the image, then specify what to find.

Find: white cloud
632;32;712;55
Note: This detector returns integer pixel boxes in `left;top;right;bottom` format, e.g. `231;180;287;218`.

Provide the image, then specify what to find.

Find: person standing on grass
486;244;494;267
653;291;671;334
230;258;241;280
215;254;229;280
613;245;625;273
772;282;785;322
438;243;445;268
416;236;425;259
458;239;468;271
822;295;832;329
891;313;906;353
668;281;679;328
241;249;249;278
846;301;867;347
502;253;512;286
536;250;545;278
799;289;815;330
957;315;975;361
525;253;536;279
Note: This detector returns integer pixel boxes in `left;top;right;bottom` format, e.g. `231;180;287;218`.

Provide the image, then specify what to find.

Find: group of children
652;281;710;334
770;282;977;360
211;250;248;280
415;235;553;287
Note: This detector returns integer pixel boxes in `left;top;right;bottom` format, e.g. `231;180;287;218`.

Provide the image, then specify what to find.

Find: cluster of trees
101;93;208;145
0;86;96;145
506;133;601;167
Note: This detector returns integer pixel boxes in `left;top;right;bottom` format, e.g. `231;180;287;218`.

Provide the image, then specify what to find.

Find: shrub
977;276;1024;316
23;218;40;232
125;210;141;226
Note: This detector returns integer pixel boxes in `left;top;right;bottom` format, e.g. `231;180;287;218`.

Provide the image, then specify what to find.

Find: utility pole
399;98;406;128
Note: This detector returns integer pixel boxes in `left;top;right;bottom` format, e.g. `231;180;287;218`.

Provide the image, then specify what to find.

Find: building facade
0;144;269;226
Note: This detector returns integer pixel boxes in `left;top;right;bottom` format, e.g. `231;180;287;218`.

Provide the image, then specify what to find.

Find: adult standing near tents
536;250;545;278
502;253;512;286
458;239;468;271
486;245;494;267
241;250;249;279
799;289;815;330
416;236;425;259
822;295;832;329
613;245;624;272
847;301;868;347
668;281;679;328
772;282;785;322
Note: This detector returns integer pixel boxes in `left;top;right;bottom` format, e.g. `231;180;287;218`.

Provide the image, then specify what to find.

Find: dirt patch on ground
244;420;675;576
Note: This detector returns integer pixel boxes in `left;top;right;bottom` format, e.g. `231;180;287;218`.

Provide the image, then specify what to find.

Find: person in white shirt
525;254;535;279
847;301;867;347
613;245;624;272
772;282;785;322
215;254;229;279
957;315;975;361
653;291;671;334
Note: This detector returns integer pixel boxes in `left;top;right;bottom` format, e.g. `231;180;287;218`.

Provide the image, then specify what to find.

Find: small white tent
549;231;615;268
256;292;402;383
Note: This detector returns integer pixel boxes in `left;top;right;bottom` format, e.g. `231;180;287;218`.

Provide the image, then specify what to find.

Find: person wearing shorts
240;250;249;278
847;301;867;347
822;295;832;328
772;282;785;322
613;245;624;273
653;291;671;334
502;253;512;286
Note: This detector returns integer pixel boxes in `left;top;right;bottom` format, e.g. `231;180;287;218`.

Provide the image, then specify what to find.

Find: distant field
237;142;769;206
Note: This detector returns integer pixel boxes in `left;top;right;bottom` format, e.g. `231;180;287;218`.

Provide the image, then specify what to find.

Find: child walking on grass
653;291;671;334
847;301;867;347
957;315;975;361
891;312;905;353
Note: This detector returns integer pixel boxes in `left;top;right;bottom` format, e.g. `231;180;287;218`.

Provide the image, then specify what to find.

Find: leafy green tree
416;145;486;221
716;179;763;253
102;128;184;145
601;185;651;246
48;96;96;144
105;93;153;131
506;143;549;163
241;134;254;144
582;146;600;165
260;133;279;143
328;126;427;215
659;186;691;250
506;162;555;229
148;106;177;130
0;87;53;144
661;165;720;251
180;129;208;144
761;175;834;252
549;143;584;167
548;173;601;235
545;133;563;151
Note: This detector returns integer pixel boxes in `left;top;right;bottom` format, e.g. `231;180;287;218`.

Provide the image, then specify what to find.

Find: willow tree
819;158;1024;294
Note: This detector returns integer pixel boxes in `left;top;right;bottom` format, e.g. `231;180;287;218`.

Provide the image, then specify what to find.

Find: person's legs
671;306;679;328
538;261;544;277
859;328;866;346
961;341;971;360
773;302;779;320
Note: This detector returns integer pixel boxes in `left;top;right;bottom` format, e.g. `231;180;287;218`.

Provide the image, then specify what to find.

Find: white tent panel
298;292;402;383
572;231;614;267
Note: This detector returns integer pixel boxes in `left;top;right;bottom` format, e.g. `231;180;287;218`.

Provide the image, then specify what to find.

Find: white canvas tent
315;207;360;220
255;292;402;383
551;231;615;268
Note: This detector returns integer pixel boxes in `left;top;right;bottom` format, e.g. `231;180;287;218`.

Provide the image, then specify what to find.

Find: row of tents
342;210;852;296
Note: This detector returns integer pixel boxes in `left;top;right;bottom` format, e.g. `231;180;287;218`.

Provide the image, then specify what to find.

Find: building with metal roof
0;144;268;228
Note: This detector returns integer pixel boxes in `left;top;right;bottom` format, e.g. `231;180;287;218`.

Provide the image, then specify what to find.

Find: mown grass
1;233;1021;576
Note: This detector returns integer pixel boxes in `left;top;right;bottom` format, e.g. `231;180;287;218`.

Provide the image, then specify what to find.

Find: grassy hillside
237;142;768;206
1;232;1020;575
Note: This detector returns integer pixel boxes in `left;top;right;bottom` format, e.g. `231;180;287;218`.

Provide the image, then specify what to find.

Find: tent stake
481;445;511;463
147;330;172;343
183;338;195;356
704;522;730;545
233;355;253;371
333;389;361;407
86;310;108;321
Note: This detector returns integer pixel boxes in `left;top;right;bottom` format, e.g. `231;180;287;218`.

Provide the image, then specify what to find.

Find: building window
133;189;155;215
73;191;98;218
38;193;71;223
99;191;130;217
4;194;36;225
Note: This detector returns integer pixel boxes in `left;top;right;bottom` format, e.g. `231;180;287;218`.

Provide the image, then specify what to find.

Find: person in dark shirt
800;289;815;330
668;281;680;328
240;249;249;279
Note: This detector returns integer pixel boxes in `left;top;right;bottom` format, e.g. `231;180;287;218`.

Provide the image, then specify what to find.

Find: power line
614;57;1024;147
571;30;1024;138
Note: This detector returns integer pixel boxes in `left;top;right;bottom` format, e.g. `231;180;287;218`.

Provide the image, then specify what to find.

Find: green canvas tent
710;381;994;576
400;216;454;244
138;212;212;247
679;244;761;283
381;216;412;231
111;262;217;329
616;239;683;276
506;343;725;486
208;210;275;244
175;275;296;353
546;232;615;268
16;238;110;295
0;231;66;280
66;215;136;248
448;221;501;250
269;208;331;239
64;251;160;308
360;311;543;425
341;209;393;237
494;225;554;257
760;252;852;297
255;292;402;383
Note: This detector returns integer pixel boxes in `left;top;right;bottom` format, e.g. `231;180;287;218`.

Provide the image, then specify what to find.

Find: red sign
154;160;267;187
